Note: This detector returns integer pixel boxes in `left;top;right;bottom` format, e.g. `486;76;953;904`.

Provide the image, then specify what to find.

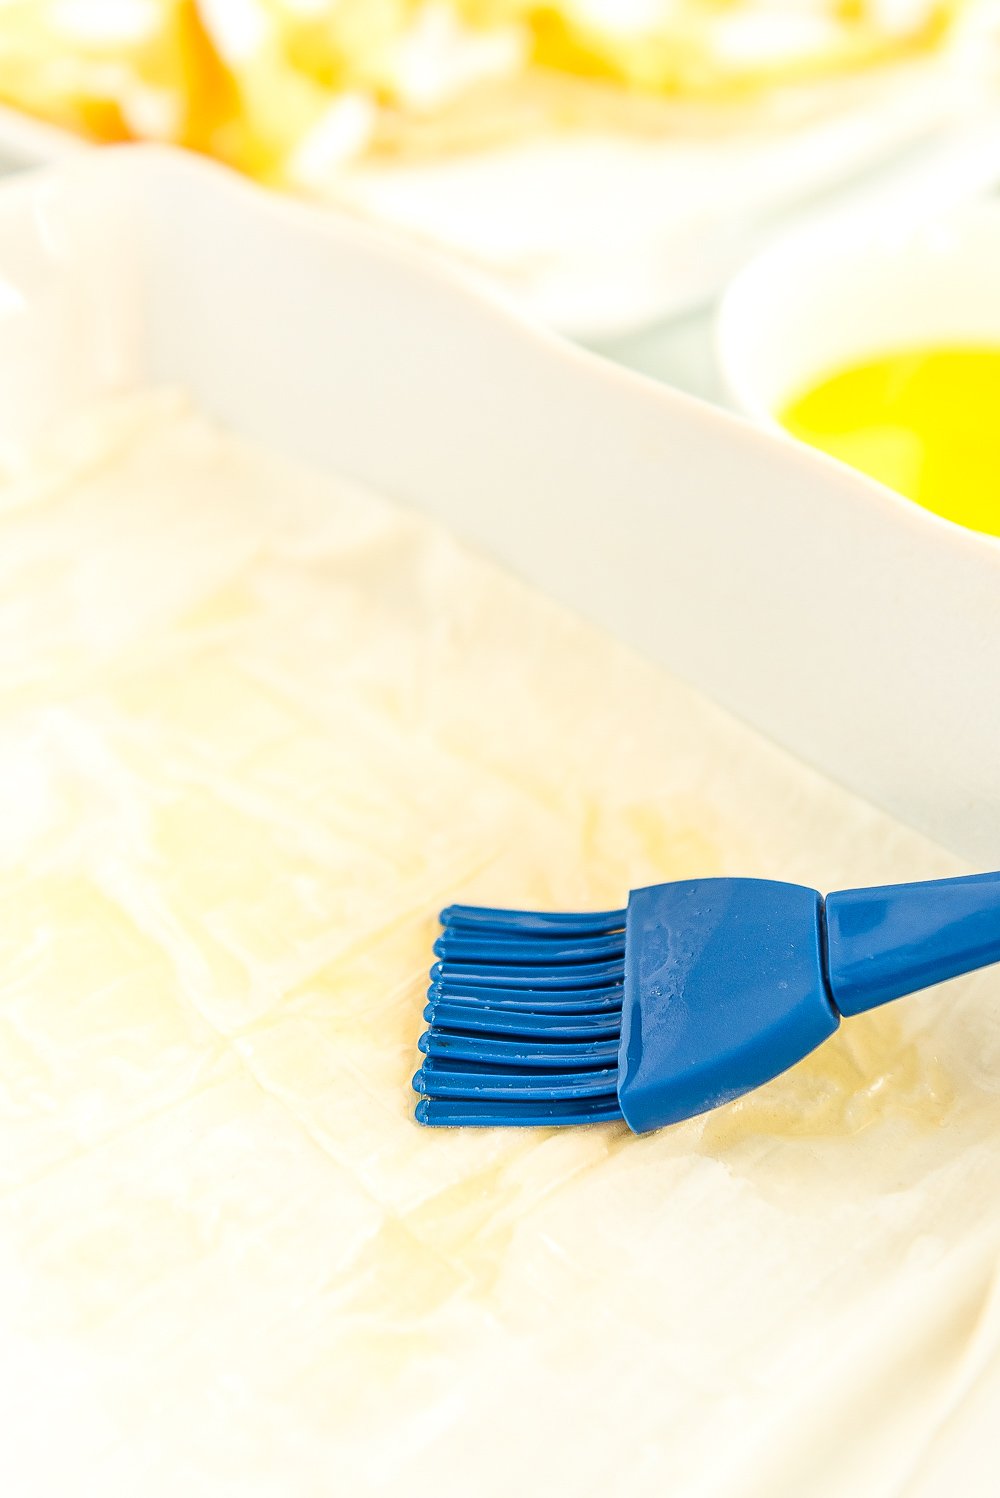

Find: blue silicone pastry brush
412;872;1000;1132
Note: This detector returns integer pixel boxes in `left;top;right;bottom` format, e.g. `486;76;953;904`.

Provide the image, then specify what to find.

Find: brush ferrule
617;880;838;1133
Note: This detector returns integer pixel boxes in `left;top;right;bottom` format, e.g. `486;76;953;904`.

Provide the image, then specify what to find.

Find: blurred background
0;0;998;397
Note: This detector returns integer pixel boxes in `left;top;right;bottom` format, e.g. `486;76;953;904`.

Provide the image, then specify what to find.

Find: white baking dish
3;144;999;862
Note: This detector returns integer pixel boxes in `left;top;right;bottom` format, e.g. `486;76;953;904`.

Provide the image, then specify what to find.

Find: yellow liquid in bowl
779;346;1000;538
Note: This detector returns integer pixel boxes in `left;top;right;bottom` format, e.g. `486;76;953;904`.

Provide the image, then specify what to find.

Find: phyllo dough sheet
2;390;1000;1498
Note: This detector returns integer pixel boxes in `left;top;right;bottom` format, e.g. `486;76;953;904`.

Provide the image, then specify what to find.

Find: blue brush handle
825;871;1000;1017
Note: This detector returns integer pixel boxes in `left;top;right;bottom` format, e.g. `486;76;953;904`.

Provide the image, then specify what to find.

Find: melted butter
780;346;1000;538
702;1005;954;1149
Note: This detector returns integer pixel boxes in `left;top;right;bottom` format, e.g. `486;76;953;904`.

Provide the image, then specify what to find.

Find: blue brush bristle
412;902;627;1126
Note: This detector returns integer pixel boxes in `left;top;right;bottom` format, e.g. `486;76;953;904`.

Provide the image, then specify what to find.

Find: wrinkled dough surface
1;390;999;1498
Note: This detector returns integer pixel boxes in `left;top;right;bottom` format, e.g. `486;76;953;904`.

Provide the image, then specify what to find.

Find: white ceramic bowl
716;196;1000;429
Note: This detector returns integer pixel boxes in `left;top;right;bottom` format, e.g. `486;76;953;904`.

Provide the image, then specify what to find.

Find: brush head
413;902;628;1127
413;879;841;1132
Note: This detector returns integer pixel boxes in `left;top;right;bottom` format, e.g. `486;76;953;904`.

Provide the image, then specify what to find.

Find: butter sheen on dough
1;389;999;1498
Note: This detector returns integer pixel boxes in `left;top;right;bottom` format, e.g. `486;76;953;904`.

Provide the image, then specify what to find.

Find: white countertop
585;304;730;409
